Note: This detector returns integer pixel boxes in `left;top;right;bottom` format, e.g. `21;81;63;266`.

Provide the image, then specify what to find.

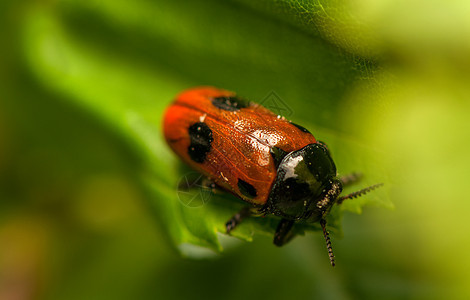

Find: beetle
163;87;382;266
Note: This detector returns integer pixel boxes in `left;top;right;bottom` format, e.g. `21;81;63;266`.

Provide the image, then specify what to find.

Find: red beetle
163;87;381;266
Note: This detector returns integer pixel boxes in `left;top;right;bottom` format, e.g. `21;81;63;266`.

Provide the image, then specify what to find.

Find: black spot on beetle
211;96;249;111
188;122;213;163
238;179;257;198
290;122;311;134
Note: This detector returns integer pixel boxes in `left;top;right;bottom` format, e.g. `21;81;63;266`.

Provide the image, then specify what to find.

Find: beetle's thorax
266;143;340;221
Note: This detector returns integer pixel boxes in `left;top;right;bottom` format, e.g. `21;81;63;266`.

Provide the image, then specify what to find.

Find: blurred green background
1;0;470;299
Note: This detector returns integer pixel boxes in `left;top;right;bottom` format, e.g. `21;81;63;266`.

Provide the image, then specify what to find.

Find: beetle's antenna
320;218;335;267
336;183;384;204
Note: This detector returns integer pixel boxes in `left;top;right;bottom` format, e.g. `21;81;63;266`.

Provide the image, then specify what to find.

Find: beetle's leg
273;219;295;246
339;172;362;187
226;206;252;234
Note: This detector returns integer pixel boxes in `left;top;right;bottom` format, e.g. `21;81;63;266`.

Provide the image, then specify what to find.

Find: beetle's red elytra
163;87;382;266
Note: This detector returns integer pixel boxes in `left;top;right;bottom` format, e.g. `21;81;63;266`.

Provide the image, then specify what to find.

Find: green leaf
20;0;391;257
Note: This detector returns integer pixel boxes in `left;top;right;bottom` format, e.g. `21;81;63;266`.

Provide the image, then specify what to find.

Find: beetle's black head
267;143;343;221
